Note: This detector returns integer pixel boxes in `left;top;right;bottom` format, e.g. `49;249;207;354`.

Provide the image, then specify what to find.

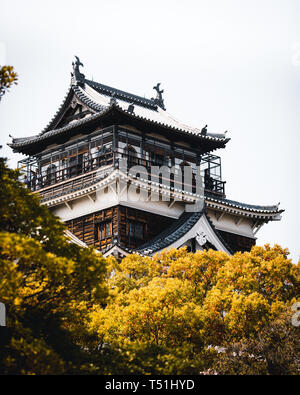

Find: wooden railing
38;166;114;202
28;150;114;192
25;150;225;201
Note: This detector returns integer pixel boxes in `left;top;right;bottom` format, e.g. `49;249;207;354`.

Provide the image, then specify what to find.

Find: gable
41;88;93;134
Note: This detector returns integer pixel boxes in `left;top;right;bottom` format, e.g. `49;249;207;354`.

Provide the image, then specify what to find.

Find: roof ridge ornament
152;83;166;110
201;125;208;135
196;231;207;246
127;103;135;114
71;56;85;86
110;92;117;106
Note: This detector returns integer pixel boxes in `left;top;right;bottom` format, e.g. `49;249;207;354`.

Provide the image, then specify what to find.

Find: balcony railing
24;148;114;192
21;148;225;201
204;178;226;197
122;155;225;197
37;166;115;202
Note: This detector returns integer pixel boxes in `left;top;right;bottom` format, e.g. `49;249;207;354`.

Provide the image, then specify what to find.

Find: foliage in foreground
0;158;108;374
212;317;299;375
0;156;299;374
0;66;18;100
88;247;299;374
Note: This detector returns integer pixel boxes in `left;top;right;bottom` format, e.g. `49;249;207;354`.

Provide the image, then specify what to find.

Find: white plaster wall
51;181;186;222
206;208;255;238
51;187;118;221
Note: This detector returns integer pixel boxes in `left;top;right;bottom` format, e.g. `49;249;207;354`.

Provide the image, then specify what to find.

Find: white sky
0;0;299;262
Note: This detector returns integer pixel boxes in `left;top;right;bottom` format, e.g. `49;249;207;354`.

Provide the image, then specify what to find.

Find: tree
211;315;300;375
0;66;18;100
0;158;108;374
200;245;299;346
89;247;300;374
0;157;299;374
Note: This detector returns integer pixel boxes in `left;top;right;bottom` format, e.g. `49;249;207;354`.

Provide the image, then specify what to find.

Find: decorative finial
72;56;85;85
110;92;117;105
152;83;165;110
127;103;135;114
201;125;208;135
72;56;83;71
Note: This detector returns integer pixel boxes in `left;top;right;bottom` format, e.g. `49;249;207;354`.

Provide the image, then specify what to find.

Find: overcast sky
0;0;299;262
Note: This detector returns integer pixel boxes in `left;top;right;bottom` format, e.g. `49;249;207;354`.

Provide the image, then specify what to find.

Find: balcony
18;128;225;202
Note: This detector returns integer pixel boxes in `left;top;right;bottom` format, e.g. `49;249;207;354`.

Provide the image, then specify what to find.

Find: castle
8;57;283;259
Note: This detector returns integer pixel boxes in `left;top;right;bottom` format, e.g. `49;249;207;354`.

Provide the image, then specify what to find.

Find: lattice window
96;221;112;241
126;221;144;240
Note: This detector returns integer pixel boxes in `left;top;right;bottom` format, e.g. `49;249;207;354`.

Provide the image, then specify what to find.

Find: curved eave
8;109;108;155
8;104;229;156
40;168;200;206
206;196;284;220
101;241;140;257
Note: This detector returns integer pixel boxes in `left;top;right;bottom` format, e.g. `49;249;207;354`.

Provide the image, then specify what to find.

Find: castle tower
8;58;283;259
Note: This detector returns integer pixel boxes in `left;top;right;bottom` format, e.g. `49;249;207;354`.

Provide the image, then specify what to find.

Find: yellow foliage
90;244;300;362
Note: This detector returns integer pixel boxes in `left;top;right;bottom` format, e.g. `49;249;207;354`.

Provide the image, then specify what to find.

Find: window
127;222;135;238
46;164;57;185
127;146;138;168
126;221;144;240
96;221;112;241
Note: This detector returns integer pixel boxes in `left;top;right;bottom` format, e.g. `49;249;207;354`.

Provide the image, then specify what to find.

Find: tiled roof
8;59;229;152
82;81;228;141
136;210;204;254
86;79;158;110
9;110;106;148
134;209;236;256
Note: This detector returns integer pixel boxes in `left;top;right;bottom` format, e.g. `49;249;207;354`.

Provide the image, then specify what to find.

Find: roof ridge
206;196;282;212
136;210;203;253
85;79;158;110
